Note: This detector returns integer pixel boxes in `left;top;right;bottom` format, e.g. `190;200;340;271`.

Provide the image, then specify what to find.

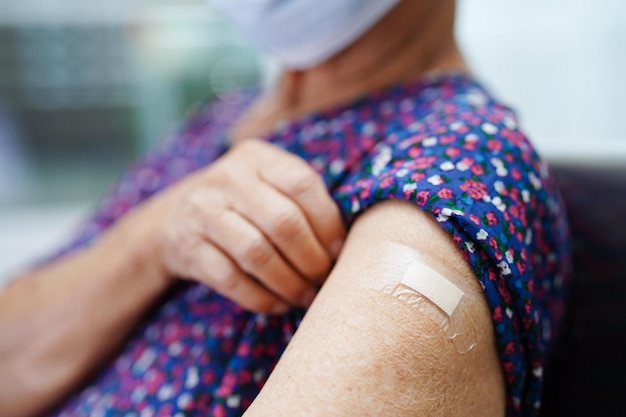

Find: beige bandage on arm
400;262;464;316
368;243;479;353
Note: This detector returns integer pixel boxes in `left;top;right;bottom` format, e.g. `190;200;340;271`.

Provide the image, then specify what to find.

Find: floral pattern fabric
46;72;570;417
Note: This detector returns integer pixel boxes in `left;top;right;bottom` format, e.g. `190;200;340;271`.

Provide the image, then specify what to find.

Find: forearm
0;218;168;417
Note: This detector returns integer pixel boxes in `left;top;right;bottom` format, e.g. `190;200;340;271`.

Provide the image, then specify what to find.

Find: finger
258;152;346;258
204;208;318;307
233;180;332;283
190;242;289;314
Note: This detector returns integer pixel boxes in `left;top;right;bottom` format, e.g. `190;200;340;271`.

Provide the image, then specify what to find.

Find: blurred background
0;0;624;283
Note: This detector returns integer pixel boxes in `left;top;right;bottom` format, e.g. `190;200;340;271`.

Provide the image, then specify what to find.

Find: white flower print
330;159;345;175
529;172;542;190
441;207;464;216
525;230;533;245
423;136;438;147
395;168;409;178
503;116;517;130
492;196;507;212
427;174;443;185
403;183;417;193
497;261;512;275
465;133;479;142
440;161;455;171
362;121;377;136
450;121;465;131
490;157;508;177
372;145;392;175
456;161;470;171
482;122;499;135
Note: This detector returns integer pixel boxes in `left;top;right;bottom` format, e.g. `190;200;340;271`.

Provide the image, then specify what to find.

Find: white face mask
211;0;401;69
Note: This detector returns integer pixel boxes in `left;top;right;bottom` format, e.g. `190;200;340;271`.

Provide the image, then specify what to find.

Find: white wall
457;0;626;161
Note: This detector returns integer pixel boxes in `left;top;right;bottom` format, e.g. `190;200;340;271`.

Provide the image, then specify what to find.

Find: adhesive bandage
371;244;479;353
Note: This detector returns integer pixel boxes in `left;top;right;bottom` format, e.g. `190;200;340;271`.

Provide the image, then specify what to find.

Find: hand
134;139;346;313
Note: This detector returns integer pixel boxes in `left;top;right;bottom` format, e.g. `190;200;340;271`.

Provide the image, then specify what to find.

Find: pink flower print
524;300;533;314
460;179;488;200
469;214;481;225
505;342;516;355
408;146;423;158
445;147;462;158
486;212;499;225
470;164;484;176
460;156;474;167
493;306;503;321
380;176;394;188
213;404;227;417
487;139;503;151
156;404;174;417
463;139;478;151
499;280;512;304
410;156;437;169
509;222;516;236
416;190;430;205
439;133;457;144
509;204;520;219
470;188;485;199
403;182;417;199
438;188;453;199
522;317;534;330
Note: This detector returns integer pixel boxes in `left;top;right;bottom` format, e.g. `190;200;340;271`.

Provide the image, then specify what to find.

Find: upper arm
244;200;505;416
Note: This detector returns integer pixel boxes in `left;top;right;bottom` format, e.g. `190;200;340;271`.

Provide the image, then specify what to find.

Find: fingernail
301;287;318;307
330;238;344;258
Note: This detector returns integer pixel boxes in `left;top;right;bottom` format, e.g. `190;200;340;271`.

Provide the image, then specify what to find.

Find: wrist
99;208;171;295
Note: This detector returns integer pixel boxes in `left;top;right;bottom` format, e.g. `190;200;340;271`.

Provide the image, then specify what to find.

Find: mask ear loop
382;262;479;354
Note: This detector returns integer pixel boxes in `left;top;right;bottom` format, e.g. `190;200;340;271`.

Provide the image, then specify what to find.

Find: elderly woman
0;1;570;416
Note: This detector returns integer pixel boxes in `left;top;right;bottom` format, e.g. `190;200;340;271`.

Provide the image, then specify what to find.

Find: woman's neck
230;0;467;143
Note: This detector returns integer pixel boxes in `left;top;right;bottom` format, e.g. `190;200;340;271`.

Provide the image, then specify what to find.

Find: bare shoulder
244;200;505;417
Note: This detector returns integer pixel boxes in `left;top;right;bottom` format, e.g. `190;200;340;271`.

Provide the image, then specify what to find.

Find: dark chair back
541;164;626;416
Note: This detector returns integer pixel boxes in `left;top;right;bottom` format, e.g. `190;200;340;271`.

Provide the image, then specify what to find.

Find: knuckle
239;234;274;269
185;191;206;214
285;169;320;196
211;261;240;292
270;207;305;240
236;138;265;157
